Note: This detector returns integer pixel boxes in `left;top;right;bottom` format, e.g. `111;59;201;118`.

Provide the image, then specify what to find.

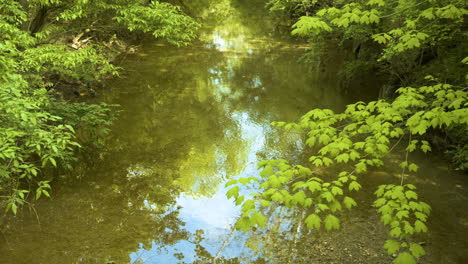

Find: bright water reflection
130;110;270;263
125;2;314;261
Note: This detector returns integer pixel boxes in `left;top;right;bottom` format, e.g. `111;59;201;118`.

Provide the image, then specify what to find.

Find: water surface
0;1;356;263
3;1;466;264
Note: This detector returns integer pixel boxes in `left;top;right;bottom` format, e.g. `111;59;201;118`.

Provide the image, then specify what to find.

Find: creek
1;1;467;264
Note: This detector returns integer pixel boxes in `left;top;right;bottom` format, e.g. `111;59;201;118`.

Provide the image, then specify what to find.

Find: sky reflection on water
130;109;269;263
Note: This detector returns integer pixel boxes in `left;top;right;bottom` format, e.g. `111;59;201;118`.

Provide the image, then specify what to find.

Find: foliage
276;0;467;86
375;184;430;262
266;0;468;169
0;72;78;214
0;0;199;214
266;0;320;19
228;71;467;262
48;102;118;145
246;1;468;261
289;0;467;61
112;1;200;46
29;0;200;45
20;44;119;85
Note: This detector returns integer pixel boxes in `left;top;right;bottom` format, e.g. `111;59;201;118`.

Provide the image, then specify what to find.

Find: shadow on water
4;0;466;264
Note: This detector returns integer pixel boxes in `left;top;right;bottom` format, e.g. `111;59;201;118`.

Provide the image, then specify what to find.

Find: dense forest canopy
0;0;467;263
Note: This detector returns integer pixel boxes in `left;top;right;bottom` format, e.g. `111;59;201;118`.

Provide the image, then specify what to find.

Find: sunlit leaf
305;214;321;229
384;239;400;254
324;214;340;231
395;252;416;264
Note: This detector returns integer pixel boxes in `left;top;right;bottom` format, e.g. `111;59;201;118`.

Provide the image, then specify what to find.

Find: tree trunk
29;5;48;34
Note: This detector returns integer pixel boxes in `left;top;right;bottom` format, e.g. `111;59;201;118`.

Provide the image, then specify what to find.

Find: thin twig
389;133;405;153
400;134;411;185
213;223;237;262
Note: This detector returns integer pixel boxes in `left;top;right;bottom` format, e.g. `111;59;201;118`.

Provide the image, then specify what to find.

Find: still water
1;1;467;264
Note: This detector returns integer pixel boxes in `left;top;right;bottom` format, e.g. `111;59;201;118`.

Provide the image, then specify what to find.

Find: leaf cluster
375;184;430;263
229;76;467;262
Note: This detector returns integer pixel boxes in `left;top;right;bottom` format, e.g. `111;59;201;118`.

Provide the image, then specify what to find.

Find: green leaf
396;210;409;220
292;16;332;36
343;196;357;209
319;134;331;145
414;220;428;232
271;192;284;202
381;214;392;225
312;158;324;167
225;179;238;187
336;153;350;163
384;239;400;254
338;176;349;183
239;177;256;185
306;136;317;146
331;186;343;196
369;13;380;23
419;202;431;214
374;198;387;207
408;163;419;172
404;221;414;235
49;157;57;167
43;190;50;198
355;162;367;173
368;0;385;7
324;214;340;231
409;243;426;258
251;212;267;227
395;252;416;264
241;200;255;212
235;195;245;206
420;144;431;153
322;191;334;202
390;227;402;238
391;189;405;200
375;185;386;197
349;151;360;161
414;212;427;221
298;166;313;175
316;204;329;211
308;181;322;192
322;157;334;166
349;181;362;191
405;191;418;200
292;191;307;205
260;165;274;177
399;161;408;169
235;216;251;232
11;203;17;215
227;186;240;199
354;142;365;149
305;214;321;229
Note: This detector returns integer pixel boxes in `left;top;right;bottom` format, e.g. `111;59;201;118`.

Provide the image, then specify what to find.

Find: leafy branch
228;76;467;263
